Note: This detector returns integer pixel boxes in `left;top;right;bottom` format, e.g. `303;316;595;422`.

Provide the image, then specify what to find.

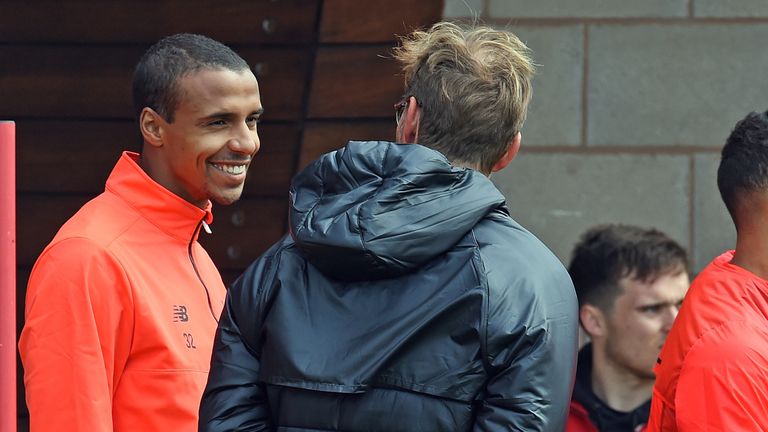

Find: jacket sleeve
474;271;579;432
19;238;134;432
674;320;768;430
199;253;276;431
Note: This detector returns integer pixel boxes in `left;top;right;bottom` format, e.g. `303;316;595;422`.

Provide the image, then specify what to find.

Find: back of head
132;33;250;123
392;22;534;173
568;224;688;313
717;110;768;225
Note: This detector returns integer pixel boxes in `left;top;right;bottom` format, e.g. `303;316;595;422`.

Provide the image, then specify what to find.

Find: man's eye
246;117;260;127
207;120;226;127
641;306;662;314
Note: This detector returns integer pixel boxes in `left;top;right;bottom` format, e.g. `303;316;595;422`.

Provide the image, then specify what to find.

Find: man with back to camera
199;21;579;431
19;33;263;431
566;224;689;432
647;111;768;430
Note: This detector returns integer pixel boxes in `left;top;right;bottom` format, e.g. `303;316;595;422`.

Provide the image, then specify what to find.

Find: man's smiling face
152;67;263;207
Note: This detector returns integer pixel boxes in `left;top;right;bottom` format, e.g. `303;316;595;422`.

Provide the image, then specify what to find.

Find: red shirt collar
105;151;214;242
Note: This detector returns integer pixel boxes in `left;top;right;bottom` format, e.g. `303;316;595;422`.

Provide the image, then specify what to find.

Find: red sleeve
19;238;134;432
675;320;768;431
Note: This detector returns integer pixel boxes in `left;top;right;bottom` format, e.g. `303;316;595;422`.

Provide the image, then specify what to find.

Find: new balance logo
173;305;189;322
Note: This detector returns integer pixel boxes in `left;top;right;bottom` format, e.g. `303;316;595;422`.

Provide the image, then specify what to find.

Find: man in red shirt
567;225;689;432
19;33;263;431
647;110;768;430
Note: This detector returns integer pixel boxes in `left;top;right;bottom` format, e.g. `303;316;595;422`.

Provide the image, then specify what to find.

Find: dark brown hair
568;224;689;312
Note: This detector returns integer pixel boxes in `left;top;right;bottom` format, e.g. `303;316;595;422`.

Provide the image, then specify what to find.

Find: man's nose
662;305;681;332
229;123;260;155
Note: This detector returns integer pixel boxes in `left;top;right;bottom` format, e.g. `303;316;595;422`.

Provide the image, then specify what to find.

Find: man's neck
731;219;768;280
590;352;653;413
730;196;768;279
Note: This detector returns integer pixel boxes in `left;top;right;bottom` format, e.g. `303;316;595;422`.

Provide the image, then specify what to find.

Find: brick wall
442;0;768;272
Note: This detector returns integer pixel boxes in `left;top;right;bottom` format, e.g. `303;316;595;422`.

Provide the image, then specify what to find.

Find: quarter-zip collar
105;151;214;243
573;345;651;431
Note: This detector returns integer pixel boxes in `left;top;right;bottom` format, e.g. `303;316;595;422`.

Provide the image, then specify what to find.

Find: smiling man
19;33;262;432
566;225;689;432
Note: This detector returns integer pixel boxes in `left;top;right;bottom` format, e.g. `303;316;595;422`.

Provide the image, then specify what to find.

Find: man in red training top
647;110;768;430
19;33;263;431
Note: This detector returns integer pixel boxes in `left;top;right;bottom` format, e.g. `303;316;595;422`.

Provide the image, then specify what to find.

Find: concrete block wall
442;0;767;272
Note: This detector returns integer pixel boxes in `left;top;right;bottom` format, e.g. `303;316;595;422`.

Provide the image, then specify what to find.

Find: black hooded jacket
200;141;579;431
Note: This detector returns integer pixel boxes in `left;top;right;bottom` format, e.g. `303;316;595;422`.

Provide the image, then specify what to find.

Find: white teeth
212;164;246;175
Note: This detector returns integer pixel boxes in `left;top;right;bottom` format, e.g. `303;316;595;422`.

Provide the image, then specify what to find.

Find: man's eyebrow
201;111;235;120
637;302;665;308
200;108;263;120
637;298;683;308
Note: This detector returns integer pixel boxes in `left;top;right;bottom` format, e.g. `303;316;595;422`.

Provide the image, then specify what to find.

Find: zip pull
202;220;212;234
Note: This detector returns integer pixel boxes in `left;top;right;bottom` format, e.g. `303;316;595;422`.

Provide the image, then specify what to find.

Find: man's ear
580;304;607;338
399;96;421;144
491;131;521;173
139;107;165;148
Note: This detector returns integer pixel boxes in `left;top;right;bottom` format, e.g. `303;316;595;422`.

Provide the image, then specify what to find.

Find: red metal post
0;121;16;432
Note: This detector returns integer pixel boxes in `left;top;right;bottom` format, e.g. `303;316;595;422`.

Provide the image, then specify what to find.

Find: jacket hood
289;141;506;281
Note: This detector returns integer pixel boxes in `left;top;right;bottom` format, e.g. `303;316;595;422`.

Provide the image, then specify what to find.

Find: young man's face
152;68;263;208
602;271;689;381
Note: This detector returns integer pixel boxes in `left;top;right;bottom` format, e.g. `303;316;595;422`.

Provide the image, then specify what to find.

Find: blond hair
393;22;535;173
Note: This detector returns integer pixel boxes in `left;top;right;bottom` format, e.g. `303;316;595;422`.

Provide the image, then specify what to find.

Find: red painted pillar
0;121;16;432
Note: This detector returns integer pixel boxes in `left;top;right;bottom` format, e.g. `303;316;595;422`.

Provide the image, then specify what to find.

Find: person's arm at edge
19;238;134;432
674;321;768;431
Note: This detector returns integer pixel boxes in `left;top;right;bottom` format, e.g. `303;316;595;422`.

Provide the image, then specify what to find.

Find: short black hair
568;224;688;312
132;33;250;122
717;110;768;223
